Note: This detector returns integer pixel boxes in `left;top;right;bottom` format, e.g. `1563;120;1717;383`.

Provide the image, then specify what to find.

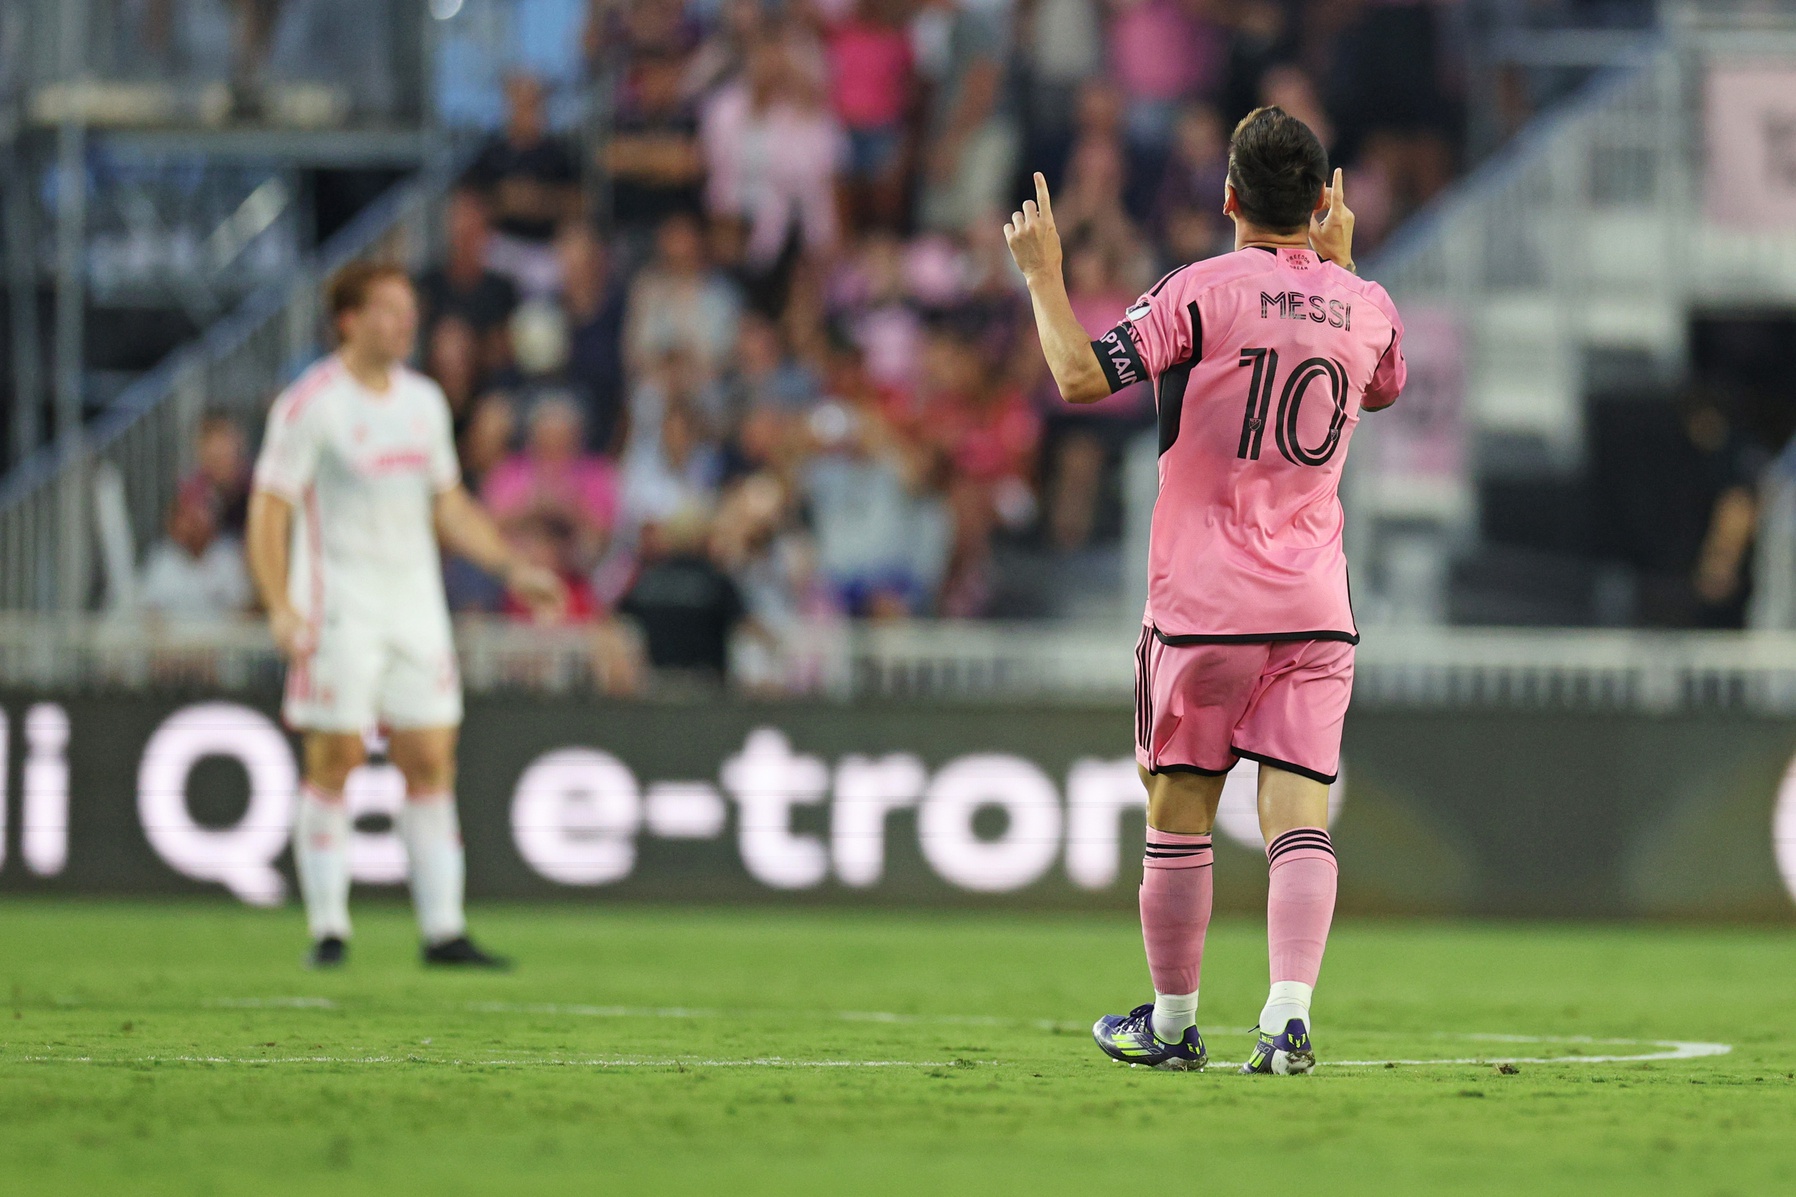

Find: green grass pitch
1;901;1793;1196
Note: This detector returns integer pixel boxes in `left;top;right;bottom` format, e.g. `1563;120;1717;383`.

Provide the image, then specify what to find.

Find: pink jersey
1093;246;1406;642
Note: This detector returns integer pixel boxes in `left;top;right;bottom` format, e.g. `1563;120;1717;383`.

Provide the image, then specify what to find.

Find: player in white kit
246;262;562;969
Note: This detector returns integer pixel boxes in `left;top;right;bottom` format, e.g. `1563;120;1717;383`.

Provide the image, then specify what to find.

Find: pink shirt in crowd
1108;0;1223;103
1095;246;1405;641
702;85;844;267
482;454;620;533
827;20;913;129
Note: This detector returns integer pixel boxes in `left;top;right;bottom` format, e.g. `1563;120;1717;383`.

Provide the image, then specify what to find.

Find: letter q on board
510;748;642;885
136;702;297;906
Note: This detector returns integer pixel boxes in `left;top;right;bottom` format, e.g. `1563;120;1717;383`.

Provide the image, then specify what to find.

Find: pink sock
1265;828;1337;986
1139;830;1214;996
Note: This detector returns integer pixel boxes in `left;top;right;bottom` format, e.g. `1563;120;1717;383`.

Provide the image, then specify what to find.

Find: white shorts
283;616;463;733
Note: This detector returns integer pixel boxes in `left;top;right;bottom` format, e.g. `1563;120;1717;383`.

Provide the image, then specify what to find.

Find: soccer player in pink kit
1006;107;1405;1074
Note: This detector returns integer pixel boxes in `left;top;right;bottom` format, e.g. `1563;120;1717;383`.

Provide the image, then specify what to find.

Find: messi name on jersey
1260;291;1351;329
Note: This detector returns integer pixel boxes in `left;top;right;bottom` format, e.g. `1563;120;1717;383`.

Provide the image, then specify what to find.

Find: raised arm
1005;173;1110;405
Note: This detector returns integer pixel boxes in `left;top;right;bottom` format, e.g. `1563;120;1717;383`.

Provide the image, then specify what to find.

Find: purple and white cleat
1092;1003;1207;1071
1240;1018;1316;1075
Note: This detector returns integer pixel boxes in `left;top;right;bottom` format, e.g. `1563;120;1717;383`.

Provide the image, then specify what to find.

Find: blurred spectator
825;0;917;229
465;75;583;294
1043;234;1150;551
1325;0;1455;216
1107;0;1224;160
1260;63;1334;156
445;394;522;614
1055;81;1143;247
496;510;645;693
917;328;1040;615
417;190;520;407
500;514;604;625
917;0;1017;234
625;213;744;382
227;0;286;118
183;413;252;538
1217;0;1293;126
721;313;821;419
1020;0;1104;186
828;232;927;391
1591;385;1768;629
605;51;707;232
713;472;825;626
619;506;750;676
802;349;951;617
557;225;629;452
458;393;518;498
427;318;484;430
701;34;844;305
138;482;252;617
1151;102;1230;246
621;390;727;534
681;0;767;96
484;395;621;574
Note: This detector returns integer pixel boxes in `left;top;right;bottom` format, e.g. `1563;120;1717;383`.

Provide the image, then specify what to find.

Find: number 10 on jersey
1236;348;1351;467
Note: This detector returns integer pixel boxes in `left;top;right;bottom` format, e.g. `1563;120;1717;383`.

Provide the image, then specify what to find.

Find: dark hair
1227;106;1329;234
325;260;411;323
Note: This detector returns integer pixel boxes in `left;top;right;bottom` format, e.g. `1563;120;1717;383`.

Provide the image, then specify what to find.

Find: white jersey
253;355;460;631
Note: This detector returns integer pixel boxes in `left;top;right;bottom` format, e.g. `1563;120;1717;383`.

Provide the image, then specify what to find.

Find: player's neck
337;346;396;394
1235;230;1311;252
1233;218;1311;253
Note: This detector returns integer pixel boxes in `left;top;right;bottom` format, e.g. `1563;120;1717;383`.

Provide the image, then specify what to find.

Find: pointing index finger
1332;167;1345;208
1034;172;1053;221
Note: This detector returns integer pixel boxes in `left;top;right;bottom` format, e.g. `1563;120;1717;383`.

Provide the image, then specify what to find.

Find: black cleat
422;935;512;970
307;936;348;969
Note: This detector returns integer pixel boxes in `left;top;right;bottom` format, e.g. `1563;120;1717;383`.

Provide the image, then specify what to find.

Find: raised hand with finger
1308;167;1355;273
1004;172;1063;282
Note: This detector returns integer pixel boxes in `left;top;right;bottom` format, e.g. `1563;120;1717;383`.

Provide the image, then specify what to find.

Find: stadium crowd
142;0;1470;673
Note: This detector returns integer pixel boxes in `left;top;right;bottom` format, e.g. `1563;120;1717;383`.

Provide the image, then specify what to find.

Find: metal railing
0;170;447;611
11;613;1796;713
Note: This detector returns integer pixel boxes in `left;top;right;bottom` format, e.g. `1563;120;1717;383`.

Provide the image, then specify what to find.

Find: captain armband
1092;324;1148;393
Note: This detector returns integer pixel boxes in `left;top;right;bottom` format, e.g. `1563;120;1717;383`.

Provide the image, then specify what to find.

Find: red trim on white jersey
281;357;341;425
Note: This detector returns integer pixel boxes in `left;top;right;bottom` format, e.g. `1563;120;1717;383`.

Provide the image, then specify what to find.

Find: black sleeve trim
1363;328;1401;411
1092;324;1147;392
1155;302;1203;456
1151;627;1361;647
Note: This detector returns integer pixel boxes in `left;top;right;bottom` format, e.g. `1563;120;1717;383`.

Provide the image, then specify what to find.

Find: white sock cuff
1151;990;1199;1042
1259;980;1314;1032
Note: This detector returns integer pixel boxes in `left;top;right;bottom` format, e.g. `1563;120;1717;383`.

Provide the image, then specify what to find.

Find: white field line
466;1001;1038;1029
1325;1036;1733;1067
9;1054;978;1069
25;999;1733;1070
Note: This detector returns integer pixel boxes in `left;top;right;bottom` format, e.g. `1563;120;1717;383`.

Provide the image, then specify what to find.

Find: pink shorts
1133;630;1354;784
